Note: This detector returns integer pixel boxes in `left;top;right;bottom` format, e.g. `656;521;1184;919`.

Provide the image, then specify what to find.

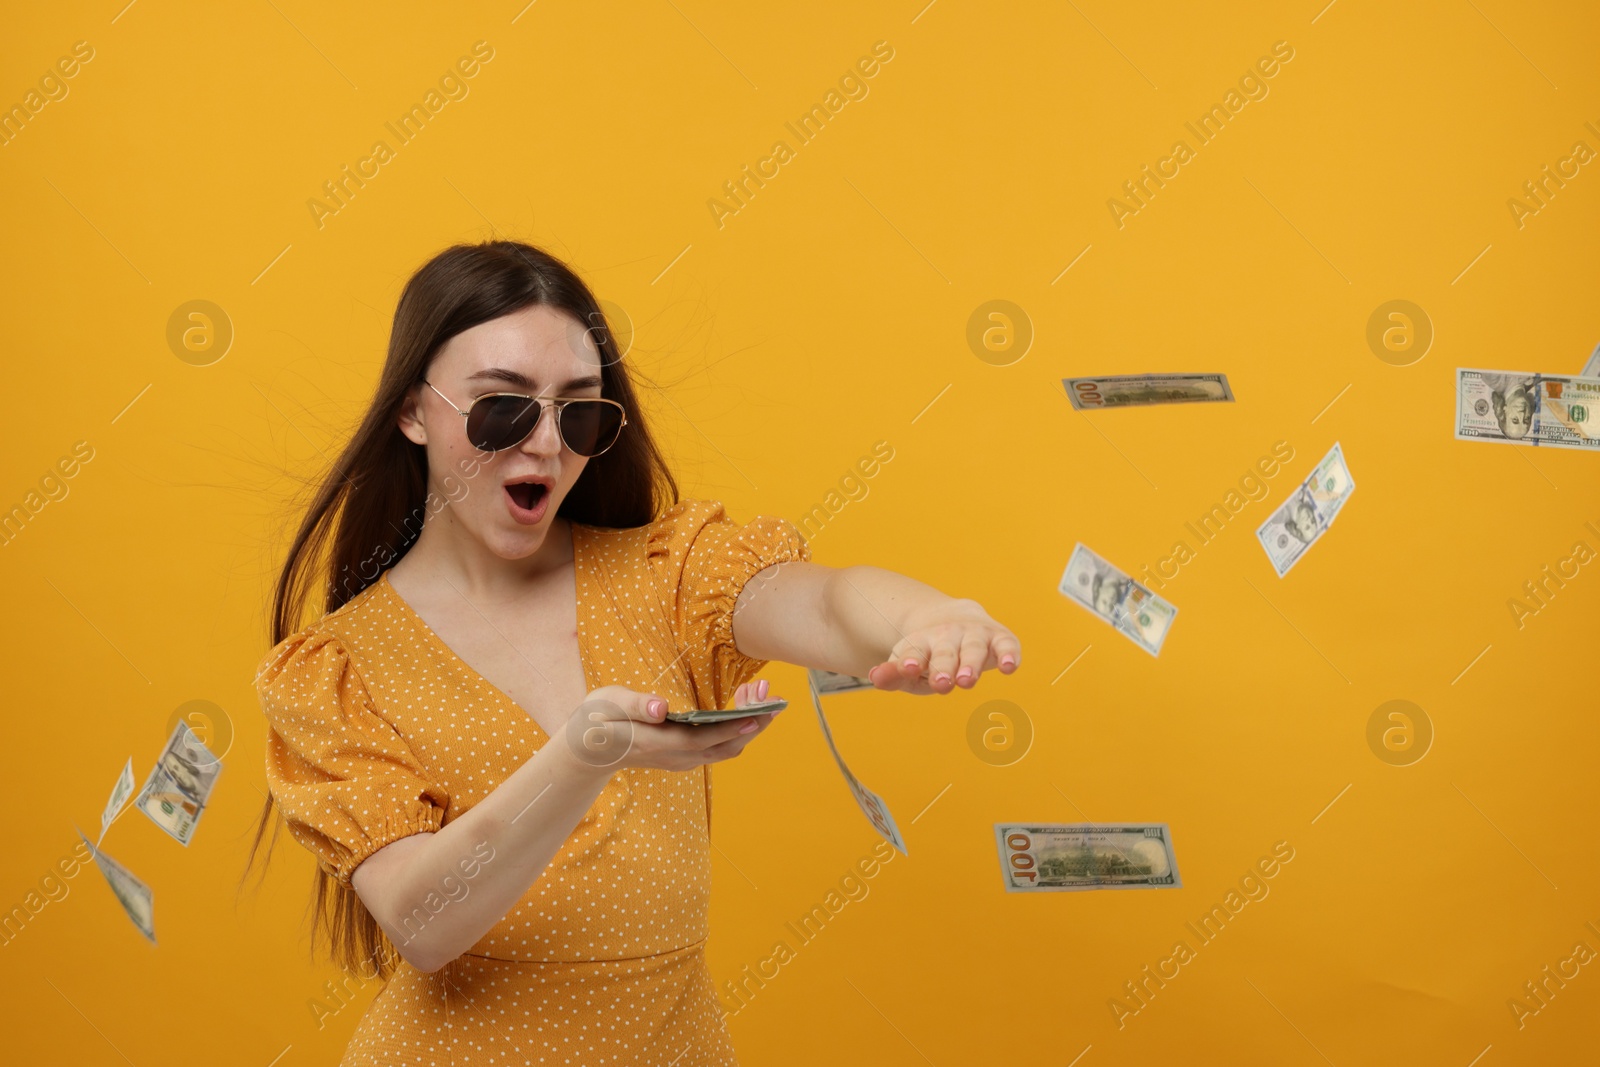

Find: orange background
2;1;1598;1064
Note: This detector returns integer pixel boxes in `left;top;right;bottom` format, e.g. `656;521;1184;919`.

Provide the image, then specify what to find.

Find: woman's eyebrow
466;368;604;391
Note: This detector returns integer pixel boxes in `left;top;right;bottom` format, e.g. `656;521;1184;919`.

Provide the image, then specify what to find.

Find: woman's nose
519;400;564;456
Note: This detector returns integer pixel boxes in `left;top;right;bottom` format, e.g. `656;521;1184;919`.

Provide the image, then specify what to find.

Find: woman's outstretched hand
864;598;1020;695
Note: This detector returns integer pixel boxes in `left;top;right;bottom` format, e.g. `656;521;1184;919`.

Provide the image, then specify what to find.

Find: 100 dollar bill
135;722;222;846
1455;369;1600;450
806;669;907;855
98;757;135;846
995;823;1181;892
76;827;156;941
1255;442;1356;577
1064;373;1234;410
1058;544;1177;656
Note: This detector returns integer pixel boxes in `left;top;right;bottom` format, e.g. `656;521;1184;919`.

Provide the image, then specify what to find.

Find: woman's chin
476;519;560;561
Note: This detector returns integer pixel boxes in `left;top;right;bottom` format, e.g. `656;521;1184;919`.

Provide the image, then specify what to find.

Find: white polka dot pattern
255;498;810;1066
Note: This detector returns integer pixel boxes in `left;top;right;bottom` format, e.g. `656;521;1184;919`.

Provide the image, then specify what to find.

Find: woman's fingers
926;634;960;691
699;714;776;762
868;635;929;691
870;623;1023;694
955;629;992;687
674;717;753;750
578;686;672;725
655;714;773;770
993;631;1021;673
622;693;668;723
732;678;771;708
892;636;930;681
571;685;790;772
867;662;899;688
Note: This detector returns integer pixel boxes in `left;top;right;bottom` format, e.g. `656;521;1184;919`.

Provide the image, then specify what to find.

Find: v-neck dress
256;498;810;1066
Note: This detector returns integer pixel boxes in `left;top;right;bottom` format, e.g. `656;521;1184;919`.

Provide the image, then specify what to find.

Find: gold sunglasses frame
422;380;629;457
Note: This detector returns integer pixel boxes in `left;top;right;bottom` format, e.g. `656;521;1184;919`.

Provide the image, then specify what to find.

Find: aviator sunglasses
423;380;628;457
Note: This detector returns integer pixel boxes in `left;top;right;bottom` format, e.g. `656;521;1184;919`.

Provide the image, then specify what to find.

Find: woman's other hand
732;678;770;707
557;682;781;776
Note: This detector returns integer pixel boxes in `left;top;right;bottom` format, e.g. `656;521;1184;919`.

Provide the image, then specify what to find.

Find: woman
252;240;1020;1066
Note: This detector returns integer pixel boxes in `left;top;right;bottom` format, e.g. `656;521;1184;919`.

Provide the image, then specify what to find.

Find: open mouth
506;482;549;511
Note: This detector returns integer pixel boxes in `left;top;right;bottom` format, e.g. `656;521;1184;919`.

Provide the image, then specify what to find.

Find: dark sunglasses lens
560;401;624;457
466;396;541;451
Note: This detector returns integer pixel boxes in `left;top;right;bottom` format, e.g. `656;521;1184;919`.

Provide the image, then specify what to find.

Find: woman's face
399;303;608;559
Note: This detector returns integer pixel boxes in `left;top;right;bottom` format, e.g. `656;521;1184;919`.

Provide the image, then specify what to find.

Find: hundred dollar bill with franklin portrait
1058;544;1177;656
1455;369;1600;451
134;722;222;846
1255;442;1356;577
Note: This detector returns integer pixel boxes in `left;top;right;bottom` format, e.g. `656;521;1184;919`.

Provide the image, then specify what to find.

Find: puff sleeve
647;498;812;712
256;629;449;885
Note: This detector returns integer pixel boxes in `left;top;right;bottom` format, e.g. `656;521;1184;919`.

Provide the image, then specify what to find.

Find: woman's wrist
823;566;966;648
546;716;623;790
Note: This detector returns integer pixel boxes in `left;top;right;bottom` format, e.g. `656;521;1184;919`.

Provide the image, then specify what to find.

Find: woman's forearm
351;729;610;973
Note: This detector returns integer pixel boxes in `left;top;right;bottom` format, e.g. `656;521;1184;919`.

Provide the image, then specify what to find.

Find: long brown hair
248;240;679;977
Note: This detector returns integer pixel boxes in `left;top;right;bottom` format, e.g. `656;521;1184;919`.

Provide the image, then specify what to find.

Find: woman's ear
397;385;429;446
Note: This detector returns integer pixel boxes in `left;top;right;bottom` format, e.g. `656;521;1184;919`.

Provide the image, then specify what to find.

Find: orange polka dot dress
256;499;810;1066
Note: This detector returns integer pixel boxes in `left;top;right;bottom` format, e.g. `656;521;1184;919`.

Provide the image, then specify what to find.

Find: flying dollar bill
135;722;222;846
1063;373;1234;410
995;823;1181;892
1058;544;1177;656
98;758;135;847
75;826;156;941
1455;369;1600;451
1581;343;1600;379
1255;442;1356;577
811;669;876;697
805;669;907;855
